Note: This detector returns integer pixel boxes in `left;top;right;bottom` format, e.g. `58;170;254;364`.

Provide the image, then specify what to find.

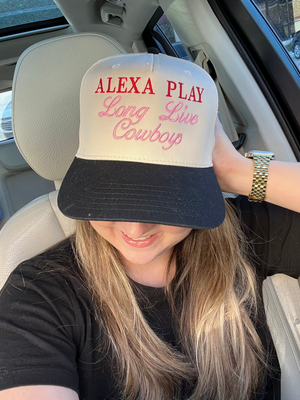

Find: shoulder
0;238;94;350
229;194;300;221
228;196;300;279
0;241;88;395
3;238;80;289
228;194;300;234
20;237;77;273
1;238;90;312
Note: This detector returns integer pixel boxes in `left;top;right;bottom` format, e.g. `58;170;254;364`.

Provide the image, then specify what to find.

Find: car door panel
0;140;54;229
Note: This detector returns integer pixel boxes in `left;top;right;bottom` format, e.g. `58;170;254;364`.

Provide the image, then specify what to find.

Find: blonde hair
74;200;265;400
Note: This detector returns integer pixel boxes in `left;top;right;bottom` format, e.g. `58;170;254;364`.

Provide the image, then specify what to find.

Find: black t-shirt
232;196;300;279
0;196;300;399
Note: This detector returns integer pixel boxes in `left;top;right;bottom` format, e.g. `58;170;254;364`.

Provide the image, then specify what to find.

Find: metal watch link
245;150;275;203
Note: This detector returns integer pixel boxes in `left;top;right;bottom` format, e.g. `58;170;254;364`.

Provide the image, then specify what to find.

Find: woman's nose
119;222;154;238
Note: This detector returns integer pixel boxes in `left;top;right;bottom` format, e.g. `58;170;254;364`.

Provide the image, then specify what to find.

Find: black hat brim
58;158;225;229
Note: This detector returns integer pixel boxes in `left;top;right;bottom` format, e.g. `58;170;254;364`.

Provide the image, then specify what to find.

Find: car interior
0;0;300;399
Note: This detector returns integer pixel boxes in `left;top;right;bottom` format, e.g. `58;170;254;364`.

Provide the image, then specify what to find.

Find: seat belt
194;50;245;152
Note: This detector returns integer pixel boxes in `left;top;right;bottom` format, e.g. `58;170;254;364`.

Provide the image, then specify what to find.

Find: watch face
246;150;275;160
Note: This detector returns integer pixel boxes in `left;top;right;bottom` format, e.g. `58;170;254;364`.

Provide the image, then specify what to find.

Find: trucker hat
58;53;225;229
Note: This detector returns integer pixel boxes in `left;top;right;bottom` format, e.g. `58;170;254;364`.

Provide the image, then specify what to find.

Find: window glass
155;14;191;60
0;91;12;142
0;0;63;31
252;0;300;69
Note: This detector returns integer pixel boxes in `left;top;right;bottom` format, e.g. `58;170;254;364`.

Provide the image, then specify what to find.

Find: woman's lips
119;230;159;248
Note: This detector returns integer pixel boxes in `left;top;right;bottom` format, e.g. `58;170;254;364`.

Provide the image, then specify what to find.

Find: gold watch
245;150;275;203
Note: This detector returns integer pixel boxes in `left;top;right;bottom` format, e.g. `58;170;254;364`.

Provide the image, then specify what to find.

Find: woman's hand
212;118;253;196
213;118;300;213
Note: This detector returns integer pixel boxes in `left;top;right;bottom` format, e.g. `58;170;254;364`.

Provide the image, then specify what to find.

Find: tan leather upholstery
263;274;300;400
0;33;126;290
13;33;126;184
0;191;75;289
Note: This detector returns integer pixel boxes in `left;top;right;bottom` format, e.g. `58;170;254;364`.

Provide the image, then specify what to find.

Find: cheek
89;220;117;232
162;226;192;240
90;221;115;228
89;221;116;238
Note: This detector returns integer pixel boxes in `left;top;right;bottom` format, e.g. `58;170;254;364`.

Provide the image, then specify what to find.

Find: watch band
245;151;275;203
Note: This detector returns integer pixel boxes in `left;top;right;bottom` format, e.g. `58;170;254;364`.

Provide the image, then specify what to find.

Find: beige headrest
12;33;126;182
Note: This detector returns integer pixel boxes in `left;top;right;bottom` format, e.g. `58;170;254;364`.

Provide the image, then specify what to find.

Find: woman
0;53;299;400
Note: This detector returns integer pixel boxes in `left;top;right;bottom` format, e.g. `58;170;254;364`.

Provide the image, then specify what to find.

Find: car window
0;0;63;29
252;0;300;70
143;10;191;61
0;90;12;142
155;14;191;60
208;0;300;153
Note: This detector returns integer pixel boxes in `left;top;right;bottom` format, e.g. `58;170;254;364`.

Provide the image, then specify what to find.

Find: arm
213;118;300;213
0;386;79;400
0;252;80;396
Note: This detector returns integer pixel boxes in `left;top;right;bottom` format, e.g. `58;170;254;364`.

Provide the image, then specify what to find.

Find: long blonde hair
74;200;265;400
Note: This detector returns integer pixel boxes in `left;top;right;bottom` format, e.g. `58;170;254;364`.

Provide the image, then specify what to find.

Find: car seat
0;32;126;290
0;32;299;400
263;274;300;400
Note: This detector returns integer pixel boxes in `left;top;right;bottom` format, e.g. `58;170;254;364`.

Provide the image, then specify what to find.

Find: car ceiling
0;0;298;163
0;0;160;92
56;0;159;46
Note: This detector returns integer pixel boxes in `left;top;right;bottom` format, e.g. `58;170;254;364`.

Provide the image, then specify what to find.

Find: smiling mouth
122;232;153;241
119;230;158;248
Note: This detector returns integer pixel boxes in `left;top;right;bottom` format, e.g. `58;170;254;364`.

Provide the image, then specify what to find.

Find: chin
121;250;159;266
